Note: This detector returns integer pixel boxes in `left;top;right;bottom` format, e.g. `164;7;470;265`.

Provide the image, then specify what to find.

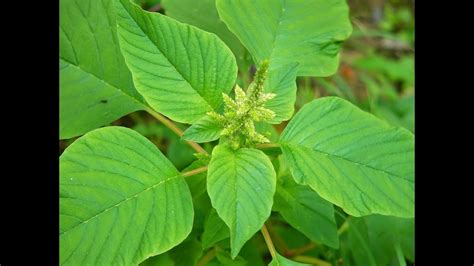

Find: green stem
261;224;278;260
265;222;289;255
197;248;217;266
256;143;280;149
182;166;208;177
394;243;407;266
255;143;282;156
292;255;331;266
147;3;161;12
337;220;349;235
144;107;208;155
304;76;312;91
285;242;317;257
240;68;252;89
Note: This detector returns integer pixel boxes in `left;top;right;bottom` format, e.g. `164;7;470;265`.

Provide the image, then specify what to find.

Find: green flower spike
208;60;275;150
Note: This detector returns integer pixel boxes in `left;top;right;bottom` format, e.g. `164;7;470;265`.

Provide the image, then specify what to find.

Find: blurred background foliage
59;0;414;264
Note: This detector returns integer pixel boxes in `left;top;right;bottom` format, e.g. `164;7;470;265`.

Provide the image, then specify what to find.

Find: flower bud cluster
208;60;275;149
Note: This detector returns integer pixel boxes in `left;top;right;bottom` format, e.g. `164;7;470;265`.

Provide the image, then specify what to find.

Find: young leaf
202;209;230;249
182;115;223;143
216;0;352;76
269;253;310;266
114;0;238;123
60;126;193;265
207;145;276;258
60;0;145;139
161;0;250;69
264;63;298;124
279;97;414;217
273;178;339;248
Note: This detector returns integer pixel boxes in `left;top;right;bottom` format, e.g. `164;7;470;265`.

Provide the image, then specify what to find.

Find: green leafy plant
60;0;414;265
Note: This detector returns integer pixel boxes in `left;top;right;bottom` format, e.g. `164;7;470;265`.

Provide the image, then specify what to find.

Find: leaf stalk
182;166;208;177
144;107;208;155
261;224;278;260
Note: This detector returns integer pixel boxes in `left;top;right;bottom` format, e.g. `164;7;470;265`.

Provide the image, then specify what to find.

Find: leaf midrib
117;1;216;110
267;2;287;64
60;174;182;236
281;143;413;182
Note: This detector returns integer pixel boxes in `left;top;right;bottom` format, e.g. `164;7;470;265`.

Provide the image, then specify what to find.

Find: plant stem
292;255;331;266
182;166;208;177
337;220;349;235
256;143;280;149
147;3;162;12
285;242;317;257
240;68;251;89
261;224;278;260
265;222;289;254
197;248;217;266
144;107;208;155
144;107;184;136
394;243;406;266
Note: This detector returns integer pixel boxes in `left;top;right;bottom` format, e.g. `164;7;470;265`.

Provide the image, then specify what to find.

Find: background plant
60;0;414;265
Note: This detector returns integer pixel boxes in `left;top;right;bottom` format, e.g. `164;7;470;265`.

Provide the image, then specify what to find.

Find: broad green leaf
264;63;298;123
60;0;145;139
365;215;414;264
216;0;352;76
273;223;316;250
347;218;377;266
182;115;223;143
161;0;251;69
273;178;339;248
114;0;237;123
348;215;414;265
397;219;414;262
60;126;193;265
193;190;214;232
280;97;414;217
363;217;397;265
202;209;230;249
269;253;310;266
207;145;276;258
